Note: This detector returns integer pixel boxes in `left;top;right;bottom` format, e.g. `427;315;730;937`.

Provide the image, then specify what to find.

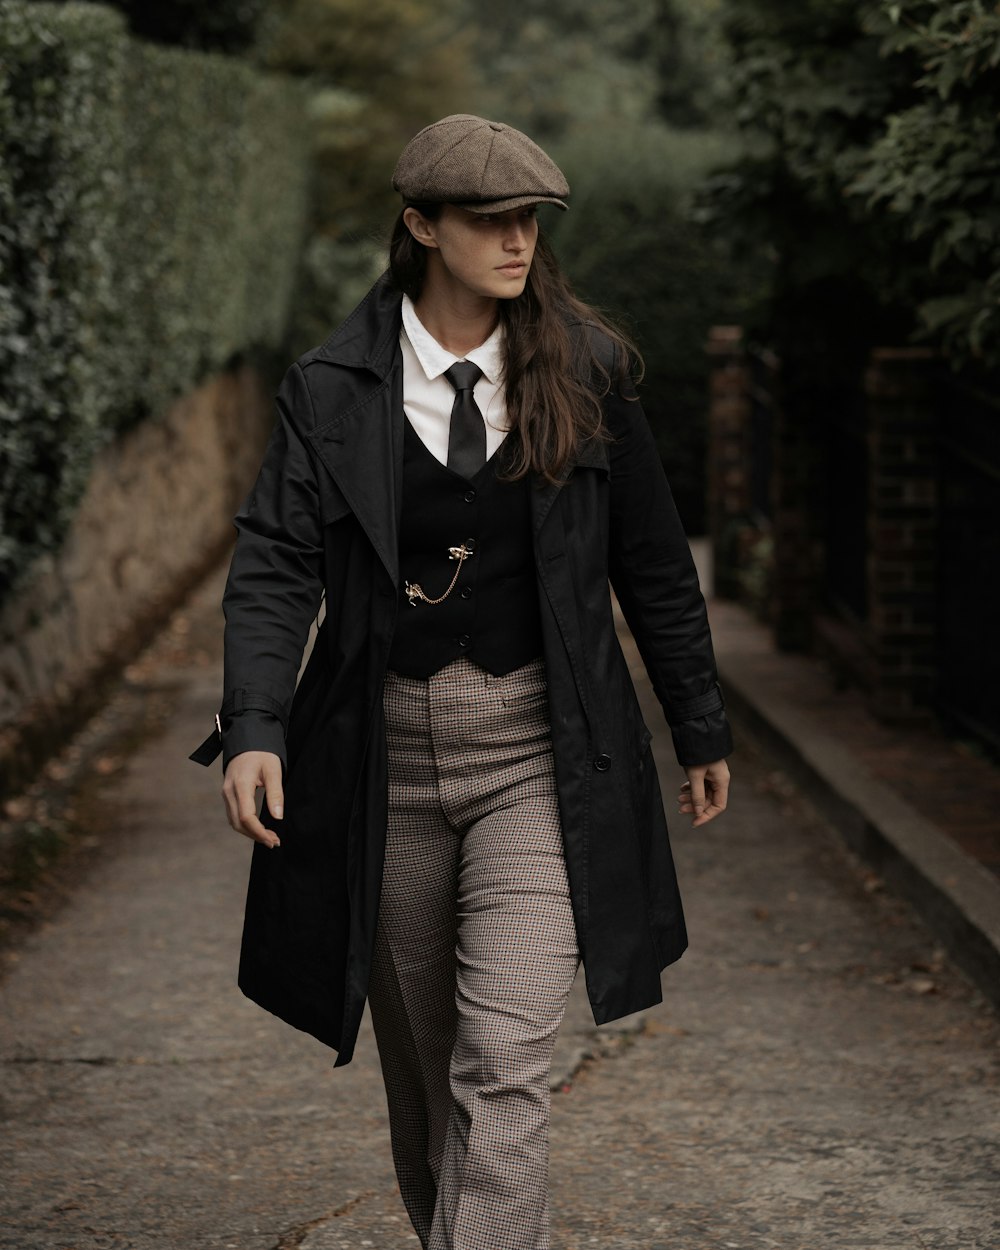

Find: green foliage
851;2;1000;365
458;0;661;140
706;0;1000;369
462;0;756;529
0;1;310;598
548;123;758;529
649;0;733;126
256;0;472;343
43;0;267;52
463;0;733;138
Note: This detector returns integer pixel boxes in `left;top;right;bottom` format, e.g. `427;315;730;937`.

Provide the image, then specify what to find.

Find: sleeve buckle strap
189;728;224;767
187;690;289;767
667;682;725;725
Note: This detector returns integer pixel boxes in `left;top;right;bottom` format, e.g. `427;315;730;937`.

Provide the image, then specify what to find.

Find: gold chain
405;543;475;607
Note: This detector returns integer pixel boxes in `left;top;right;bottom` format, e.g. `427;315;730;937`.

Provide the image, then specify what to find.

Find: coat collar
310;273;404;379
304;276;611;580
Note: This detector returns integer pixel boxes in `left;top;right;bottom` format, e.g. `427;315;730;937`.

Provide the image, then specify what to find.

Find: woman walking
192;114;732;1250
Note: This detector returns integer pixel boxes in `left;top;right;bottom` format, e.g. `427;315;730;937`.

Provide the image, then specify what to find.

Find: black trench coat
193;275;732;1067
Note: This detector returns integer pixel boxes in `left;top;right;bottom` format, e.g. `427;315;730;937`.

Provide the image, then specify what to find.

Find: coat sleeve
215;363;325;771
604;367;733;768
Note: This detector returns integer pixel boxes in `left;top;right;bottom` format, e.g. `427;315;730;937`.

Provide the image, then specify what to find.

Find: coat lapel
304;278;405;587
531;432;610;535
306;362;404;586
301;274;613;579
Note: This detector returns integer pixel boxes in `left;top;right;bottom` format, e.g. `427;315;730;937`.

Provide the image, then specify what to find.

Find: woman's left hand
678;759;730;827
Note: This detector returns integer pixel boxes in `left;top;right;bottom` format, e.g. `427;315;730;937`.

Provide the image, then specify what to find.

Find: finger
692;798;726;827
709;772;730;812
236;798;281;848
231;767;280;848
687;773;706;816
222;772;254;834
222;780;239;831
262;756;284;822
691;776;729;827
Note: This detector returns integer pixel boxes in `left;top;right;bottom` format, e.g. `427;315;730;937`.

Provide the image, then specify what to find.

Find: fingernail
273;805;283;819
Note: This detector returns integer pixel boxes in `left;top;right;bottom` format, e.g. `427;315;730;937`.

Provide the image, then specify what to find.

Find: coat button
458;634;471;648
460;586;473;600
464;489;476;503
594;753;612;772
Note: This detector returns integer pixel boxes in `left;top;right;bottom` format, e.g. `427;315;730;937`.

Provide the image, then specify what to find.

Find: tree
704;0;1000;370
852;2;1000;367
463;0;756;528
255;0;471;344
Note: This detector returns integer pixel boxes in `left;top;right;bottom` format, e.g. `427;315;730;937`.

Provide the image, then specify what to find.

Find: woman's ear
403;206;439;250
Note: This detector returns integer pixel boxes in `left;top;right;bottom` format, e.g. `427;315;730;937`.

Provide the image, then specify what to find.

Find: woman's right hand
222;751;284;849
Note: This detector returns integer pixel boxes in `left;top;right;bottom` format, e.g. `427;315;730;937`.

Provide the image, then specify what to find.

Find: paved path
1;567;997;1249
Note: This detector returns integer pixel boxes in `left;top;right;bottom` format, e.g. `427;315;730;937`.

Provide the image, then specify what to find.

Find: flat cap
393;114;569;214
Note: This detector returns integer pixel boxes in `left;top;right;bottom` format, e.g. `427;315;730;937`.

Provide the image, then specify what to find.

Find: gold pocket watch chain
405;543;475;606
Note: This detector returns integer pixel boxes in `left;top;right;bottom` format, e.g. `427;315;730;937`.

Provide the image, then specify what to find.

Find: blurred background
1;0;998;799
2;11;1000;1244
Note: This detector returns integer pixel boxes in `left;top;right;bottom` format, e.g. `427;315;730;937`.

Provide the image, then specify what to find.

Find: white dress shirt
399;294;509;466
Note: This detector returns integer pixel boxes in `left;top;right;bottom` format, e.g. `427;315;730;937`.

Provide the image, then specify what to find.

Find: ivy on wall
0;1;310;600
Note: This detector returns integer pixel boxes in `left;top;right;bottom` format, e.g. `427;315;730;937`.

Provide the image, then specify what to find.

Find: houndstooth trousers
368;656;580;1250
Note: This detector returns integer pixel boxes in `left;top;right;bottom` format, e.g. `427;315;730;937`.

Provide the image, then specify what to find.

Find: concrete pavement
709;594;1000;1013
1;564;997;1249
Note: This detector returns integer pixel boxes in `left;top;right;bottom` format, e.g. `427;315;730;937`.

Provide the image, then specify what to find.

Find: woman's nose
503;223;528;250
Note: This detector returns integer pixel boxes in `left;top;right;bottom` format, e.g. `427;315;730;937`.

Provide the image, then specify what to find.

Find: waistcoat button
594;753;612;772
464;489;476;503
458;634;471;648
460;586;473;600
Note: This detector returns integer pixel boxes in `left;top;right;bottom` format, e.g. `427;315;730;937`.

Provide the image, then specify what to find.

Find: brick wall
864;348;939;723
706;326;753;599
706;331;952;727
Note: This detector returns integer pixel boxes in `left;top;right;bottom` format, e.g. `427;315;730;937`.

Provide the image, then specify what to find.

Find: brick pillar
770;361;818;651
864;348;939;723
706;326;752;599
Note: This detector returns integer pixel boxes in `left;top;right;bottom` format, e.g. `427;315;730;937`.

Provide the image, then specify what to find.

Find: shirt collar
400;293;503;385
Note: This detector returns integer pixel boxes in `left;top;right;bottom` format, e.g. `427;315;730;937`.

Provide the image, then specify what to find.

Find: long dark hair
388;206;641;485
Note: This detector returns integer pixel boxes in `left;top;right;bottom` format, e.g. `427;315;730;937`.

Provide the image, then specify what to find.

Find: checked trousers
368;657;580;1250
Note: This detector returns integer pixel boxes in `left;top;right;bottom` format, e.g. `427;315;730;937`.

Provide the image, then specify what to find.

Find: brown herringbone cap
393;114;569;214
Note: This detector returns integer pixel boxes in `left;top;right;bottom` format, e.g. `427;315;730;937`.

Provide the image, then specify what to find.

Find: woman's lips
497;262;526;275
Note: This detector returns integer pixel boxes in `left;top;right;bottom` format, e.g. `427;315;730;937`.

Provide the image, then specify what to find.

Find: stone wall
0;365;274;796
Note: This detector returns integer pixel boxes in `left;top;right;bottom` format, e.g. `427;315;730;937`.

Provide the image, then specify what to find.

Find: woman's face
406;204;540;302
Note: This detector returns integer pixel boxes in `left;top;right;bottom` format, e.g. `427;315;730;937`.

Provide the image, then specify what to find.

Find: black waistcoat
388;416;543;679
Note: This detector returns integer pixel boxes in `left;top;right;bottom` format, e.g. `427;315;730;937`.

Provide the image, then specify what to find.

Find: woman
192;114;732;1250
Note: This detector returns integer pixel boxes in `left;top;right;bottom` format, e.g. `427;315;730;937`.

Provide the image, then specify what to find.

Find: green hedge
42;0;267;53
0;1;310;599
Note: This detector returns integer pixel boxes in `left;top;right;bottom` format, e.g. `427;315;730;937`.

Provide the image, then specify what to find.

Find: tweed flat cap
393;114;569;214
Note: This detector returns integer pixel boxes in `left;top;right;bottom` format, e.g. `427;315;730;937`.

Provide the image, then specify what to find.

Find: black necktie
444;362;486;479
